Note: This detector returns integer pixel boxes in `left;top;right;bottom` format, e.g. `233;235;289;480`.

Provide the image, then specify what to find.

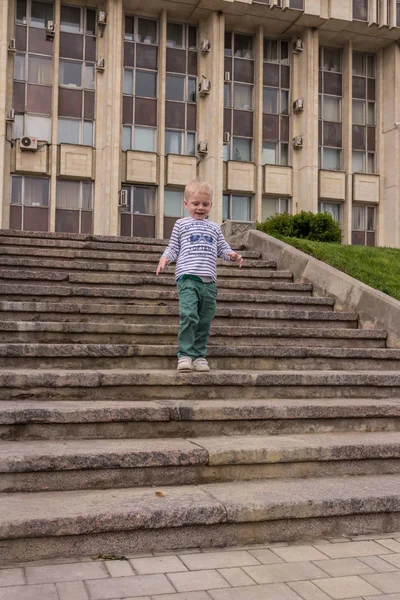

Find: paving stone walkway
2;533;400;599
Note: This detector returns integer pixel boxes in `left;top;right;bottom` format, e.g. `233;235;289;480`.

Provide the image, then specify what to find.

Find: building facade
1;0;400;247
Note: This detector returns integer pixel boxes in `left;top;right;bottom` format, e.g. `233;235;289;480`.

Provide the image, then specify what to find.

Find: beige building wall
1;0;400;246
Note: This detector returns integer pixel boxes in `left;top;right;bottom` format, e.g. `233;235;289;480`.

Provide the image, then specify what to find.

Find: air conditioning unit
200;39;211;53
197;141;208;154
198;78;211;97
293;98;304;113
293;37;304;53
98;11;107;25
96;57;105;71
119;189;128;207
8;39;16;52
20;136;38;151
292;135;303;149
223;132;231;144
6;109;15;122
46;20;55;37
224;71;231;81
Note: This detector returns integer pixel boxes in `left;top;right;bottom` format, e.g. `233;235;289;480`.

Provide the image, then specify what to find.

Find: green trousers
177;278;217;359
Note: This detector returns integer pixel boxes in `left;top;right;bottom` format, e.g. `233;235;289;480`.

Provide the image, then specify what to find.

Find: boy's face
184;192;212;220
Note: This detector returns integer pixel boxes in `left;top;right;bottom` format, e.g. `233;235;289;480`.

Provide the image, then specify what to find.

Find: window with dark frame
318;200;343;225
10;175;50;232
55;180;93;234
120;185;157;237
163;188;189;238
353;0;369;21
262;38;290;166
352;204;376;246
319;46;343;171
122;15;158;152
224;32;254;162
352;52;376;174
223;194;252;221
289;0;304;9
13;0;54;143
58;5;96;146
262;197;290;221
165;22;198;157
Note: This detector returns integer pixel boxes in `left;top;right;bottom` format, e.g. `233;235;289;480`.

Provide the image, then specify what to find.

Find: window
56;180;93;234
353;0;368;21
223;194;252;221
262;197;290;221
262;38;290;166
164;23;197;156
13;3;54;143
318;201;342;224
319;47;343;170
10;175;49;232
352;204;376;246
58;6;97;146
352;53;376;173
120;185;156;237
163;188;189;237
224;32;254;161
123;15;158;152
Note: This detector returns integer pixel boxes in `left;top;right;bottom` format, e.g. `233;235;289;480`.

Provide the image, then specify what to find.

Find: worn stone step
1;474;400;564
0;235;261;259
2;398;400;442
0;285;333;309
2;431;400;494
0;322;384;347
0;302;356;327
0;369;399;400
0;344;398;370
0;245;272;268
0;257;281;278
0;229;171;245
0;270;301;294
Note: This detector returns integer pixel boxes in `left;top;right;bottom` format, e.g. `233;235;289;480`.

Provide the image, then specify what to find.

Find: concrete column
93;0;123;236
342;41;353;245
376;48;384;245
291;27;319;214
0;0;10;228
380;42;400;248
198;11;224;224
253;25;263;223
156;9;166;239
49;0;61;232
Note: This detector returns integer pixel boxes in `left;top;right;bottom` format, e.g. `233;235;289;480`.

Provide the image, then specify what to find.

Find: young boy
156;178;243;372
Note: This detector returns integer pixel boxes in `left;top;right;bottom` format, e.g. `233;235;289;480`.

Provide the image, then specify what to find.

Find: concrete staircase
0;229;400;565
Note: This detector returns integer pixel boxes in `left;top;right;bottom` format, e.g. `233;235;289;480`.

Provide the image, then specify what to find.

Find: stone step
2;431;400;494
0;229;171;246
1;474;400;564
0;257;281;278
0;270;301;294
0;369;399;400
1;344;398;370
0;285;332;309
0;245;273;268
0;302;357;327
0;236;261;258
2;398;400;441
0;322;385;347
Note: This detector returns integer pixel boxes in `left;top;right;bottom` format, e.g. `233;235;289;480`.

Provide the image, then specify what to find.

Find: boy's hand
156;257;170;276
228;252;243;268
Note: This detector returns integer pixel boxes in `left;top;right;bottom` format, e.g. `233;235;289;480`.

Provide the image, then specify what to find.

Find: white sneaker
177;357;193;372
192;358;210;372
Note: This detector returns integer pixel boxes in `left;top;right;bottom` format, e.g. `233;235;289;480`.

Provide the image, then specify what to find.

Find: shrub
257;211;342;243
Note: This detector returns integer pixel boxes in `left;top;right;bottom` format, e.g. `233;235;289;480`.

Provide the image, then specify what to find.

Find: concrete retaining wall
232;230;400;348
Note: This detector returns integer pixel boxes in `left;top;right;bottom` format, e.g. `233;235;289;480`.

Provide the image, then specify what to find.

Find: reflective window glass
166;75;185;101
263;88;278;113
165;130;183;155
60;5;82;33
234;84;252;110
26;114;51;141
232;137;252;161
134;126;155;152
58;118;80;144
138;19;157;44
135;70;157;98
262;141;277;165
59;60;82;87
167;23;184;48
164;189;183;216
28;55;52;85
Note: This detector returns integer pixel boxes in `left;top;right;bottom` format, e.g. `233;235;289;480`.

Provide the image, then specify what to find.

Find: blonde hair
184;178;213;202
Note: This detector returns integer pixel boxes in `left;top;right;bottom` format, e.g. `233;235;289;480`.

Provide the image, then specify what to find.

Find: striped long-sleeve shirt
162;217;233;282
